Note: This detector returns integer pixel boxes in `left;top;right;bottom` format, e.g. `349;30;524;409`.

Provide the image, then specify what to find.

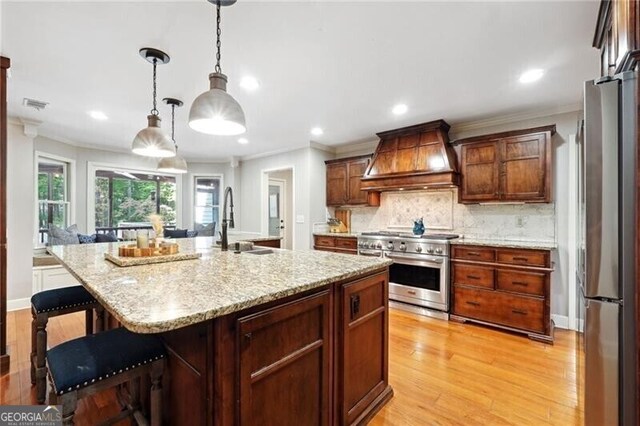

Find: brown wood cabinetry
251;239;281;248
238;291;331;425
326;155;380;207
450;244;554;343
593;0;639;76
455;126;555;204
314;234;358;255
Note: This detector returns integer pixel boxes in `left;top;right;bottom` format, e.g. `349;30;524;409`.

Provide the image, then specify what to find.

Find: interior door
268;180;284;241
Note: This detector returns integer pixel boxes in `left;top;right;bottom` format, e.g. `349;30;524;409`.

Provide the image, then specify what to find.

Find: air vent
23;98;49;111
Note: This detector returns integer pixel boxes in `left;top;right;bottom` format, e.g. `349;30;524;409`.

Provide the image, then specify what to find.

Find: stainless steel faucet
221;186;235;251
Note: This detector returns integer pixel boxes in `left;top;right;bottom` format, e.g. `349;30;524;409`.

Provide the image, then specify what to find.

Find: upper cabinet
593;0;639;76
326;155;380;207
454;125;555;204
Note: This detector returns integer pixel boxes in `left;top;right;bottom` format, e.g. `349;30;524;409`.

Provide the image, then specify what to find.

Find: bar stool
47;327;166;426
30;285;103;403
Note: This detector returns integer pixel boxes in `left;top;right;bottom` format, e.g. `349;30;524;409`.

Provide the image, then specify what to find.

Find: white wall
7;122;35;304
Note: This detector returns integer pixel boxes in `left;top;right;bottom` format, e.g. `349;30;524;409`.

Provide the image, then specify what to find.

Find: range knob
435;247;443;254
415;246;423;253
386;242;394;250
375;243;382;249
399;243;407;252
358;242;364;248
426;247;434;254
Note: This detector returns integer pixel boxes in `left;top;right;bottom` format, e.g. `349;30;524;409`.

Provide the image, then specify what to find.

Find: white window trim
191;174;223;230
87;161;183;234
34;151;76;248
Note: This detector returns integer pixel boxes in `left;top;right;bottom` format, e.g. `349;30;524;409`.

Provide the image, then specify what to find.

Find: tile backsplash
342;188;555;243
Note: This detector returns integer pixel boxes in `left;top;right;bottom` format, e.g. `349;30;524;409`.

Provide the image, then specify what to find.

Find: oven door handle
384;252;445;267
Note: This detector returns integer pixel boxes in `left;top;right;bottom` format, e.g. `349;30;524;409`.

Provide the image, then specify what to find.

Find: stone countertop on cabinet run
452;238;557;251
48;237;391;334
313;232;359;238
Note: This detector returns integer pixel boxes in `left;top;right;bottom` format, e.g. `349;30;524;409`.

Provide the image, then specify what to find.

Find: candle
136;231;149;249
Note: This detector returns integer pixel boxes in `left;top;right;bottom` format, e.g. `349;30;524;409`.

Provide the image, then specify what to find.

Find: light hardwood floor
1;307;583;425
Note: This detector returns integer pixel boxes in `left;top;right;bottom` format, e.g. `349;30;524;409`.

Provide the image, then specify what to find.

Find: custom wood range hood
360;119;459;191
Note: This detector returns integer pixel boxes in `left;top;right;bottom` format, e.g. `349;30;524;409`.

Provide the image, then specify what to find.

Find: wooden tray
118;242;179;257
104;251;201;267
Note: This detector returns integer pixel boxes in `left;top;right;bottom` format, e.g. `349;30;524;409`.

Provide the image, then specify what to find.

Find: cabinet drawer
497;269;546;296
453;264;494;289
496;249;549;267
314;236;335;247
452;246;495;262
453;286;544;333
335;237;357;250
343;274;386;323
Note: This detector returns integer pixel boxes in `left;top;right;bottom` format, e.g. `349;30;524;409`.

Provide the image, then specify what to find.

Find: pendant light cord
171;104;178;151
151;58;159;116
215;0;222;73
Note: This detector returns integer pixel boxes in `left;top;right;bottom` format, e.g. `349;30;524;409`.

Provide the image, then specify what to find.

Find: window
194;176;221;236
94;169;177;230
37;157;70;244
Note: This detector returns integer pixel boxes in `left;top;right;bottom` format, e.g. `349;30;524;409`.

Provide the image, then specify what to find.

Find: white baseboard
8;297;30;312
551;314;569;330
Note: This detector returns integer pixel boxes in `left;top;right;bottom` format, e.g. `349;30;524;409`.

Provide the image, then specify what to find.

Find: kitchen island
49;238;393;425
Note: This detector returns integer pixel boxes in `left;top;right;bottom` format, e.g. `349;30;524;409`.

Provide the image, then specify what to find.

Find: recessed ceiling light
311;127;324;136
392;104;408;115
519;69;545;84
238;137;249;144
240;76;259;91
88;110;108;120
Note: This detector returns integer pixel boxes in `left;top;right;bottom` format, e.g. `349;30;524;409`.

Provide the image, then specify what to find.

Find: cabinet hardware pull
512;281;528;286
512;309;527;315
467;275;481;280
466;301;480;307
407;290;417;295
467;252;481;256
244;332;252;341
350;295;361;319
513;256;528;261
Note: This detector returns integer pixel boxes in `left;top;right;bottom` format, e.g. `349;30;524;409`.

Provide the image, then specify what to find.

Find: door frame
261;166;295;250
267;178;286;244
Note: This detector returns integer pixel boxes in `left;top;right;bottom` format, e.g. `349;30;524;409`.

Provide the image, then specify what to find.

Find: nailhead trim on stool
31;286;97;314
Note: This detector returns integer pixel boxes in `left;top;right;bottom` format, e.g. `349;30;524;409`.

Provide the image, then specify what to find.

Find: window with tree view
194;176;220;236
94;170;177;230
38;159;70;243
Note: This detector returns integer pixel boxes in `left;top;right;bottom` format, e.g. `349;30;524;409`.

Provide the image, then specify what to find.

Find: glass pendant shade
132;115;176;158
157;154;188;174
189;73;246;136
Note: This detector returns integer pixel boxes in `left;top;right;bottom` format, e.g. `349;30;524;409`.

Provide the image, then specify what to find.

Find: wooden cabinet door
238;291;331;426
459;142;499;202
346;159;369;204
500;134;548;202
326;163;348;206
338;272;388;425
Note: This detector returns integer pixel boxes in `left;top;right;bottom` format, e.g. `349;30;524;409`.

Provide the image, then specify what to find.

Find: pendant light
189;0;246;136
132;48;176;158
158;98;188;174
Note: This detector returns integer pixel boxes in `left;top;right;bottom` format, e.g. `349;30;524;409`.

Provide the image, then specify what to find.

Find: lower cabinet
313;235;358;255
237;291;332;425
336;272;390;425
450;244;554;343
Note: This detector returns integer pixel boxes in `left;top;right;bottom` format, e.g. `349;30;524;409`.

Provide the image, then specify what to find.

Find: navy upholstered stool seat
47;327;166;426
30;285;104;404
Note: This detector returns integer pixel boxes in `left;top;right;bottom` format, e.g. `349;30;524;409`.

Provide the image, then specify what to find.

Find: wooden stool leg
60;392;77;426
85;309;94;335
30;312;37;385
150;361;164;426
48;372;57;406
95;306;105;333
35;313;49;404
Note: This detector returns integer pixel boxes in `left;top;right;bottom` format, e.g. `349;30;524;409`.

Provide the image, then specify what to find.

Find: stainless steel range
357;231;458;319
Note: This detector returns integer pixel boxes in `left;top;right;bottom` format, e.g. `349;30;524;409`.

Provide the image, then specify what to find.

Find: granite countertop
240;236;283;242
48;237;391;334
452;238;557;250
313;232;359;238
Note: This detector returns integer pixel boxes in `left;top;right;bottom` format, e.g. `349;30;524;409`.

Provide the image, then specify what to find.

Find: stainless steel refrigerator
578;71;637;426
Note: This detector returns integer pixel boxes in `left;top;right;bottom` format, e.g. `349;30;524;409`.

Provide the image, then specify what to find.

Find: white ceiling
2;1;599;161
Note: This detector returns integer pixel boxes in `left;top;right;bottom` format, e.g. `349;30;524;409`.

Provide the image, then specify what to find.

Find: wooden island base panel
47;239;393;426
